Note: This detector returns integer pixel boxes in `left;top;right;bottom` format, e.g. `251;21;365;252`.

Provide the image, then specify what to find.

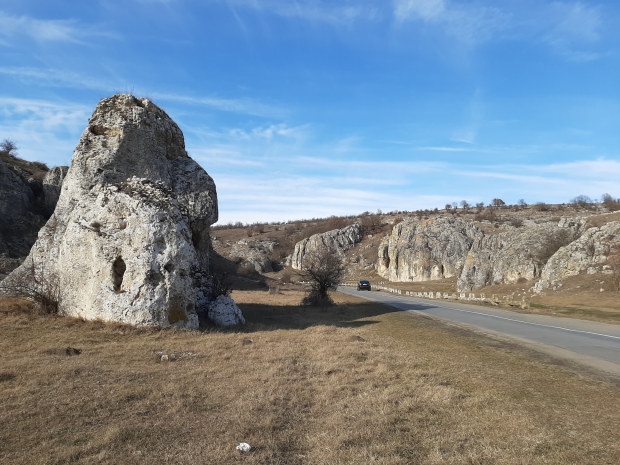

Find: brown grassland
1;288;619;465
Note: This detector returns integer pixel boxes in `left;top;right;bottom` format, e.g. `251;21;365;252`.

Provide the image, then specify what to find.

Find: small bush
301;289;334;307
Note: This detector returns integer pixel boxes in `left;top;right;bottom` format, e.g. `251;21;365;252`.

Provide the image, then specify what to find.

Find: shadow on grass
235;299;405;332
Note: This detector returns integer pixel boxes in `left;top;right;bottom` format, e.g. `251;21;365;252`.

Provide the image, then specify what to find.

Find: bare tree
601;193;620;212
300;246;345;306
0;138;17;155
570;195;593;209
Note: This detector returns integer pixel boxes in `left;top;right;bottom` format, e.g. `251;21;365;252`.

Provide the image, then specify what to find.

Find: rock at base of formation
0;94;236;328
207;295;246;326
290;223;362;270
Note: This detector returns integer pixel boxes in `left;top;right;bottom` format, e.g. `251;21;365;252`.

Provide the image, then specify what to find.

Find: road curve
338;286;620;378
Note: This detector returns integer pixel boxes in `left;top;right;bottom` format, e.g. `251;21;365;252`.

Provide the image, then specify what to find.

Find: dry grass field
1;289;619;465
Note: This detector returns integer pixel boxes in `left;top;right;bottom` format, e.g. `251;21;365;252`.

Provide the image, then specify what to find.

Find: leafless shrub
0;260;60;314
209;272;232;298
474;207;496;222
570;195;593;210
299;247;345;306
533;202;551;212
532;229;574;266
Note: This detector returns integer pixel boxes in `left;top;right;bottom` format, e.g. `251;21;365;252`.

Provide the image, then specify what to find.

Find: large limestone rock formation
377;215;594;292
377;218;481;282
1;94;220;328
290;223;362;270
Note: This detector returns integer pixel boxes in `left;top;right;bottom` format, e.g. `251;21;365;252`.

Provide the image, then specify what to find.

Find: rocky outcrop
457;218;584;291
1;94;225;328
290;223;362;270
0;150;68;278
377;218;481;282
377;215;593;292
0;157;42;261
534;221;620;292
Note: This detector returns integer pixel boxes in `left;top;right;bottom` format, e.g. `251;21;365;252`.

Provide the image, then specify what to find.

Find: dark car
357;280;371;291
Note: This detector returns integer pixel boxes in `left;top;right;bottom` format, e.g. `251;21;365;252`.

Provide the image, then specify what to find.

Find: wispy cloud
0;66;115;92
225;0;380;26
394;0;446;22
153;92;287;119
0;11;117;47
392;0;508;45
542;1;605;61
0;97;91;165
0;68;286;119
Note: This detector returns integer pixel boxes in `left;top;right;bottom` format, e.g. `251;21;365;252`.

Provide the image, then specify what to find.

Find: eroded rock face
457;219;584;291
1;94;220;328
377;218;481;282
376;215;593;292
42;166;69;216
230;239;277;273
0;157;41;264
290;223;362;270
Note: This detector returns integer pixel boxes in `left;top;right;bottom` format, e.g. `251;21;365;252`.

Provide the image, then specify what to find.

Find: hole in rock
112;257;126;292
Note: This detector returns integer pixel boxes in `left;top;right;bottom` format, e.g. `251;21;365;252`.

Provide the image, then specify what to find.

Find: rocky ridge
376;213;618;293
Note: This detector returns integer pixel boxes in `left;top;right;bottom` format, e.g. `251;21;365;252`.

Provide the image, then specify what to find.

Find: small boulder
207;295;246;327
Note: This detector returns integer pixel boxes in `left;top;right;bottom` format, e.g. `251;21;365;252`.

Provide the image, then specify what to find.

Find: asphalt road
338;286;620;378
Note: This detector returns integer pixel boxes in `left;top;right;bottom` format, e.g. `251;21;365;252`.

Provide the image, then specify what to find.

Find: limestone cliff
377;215;604;292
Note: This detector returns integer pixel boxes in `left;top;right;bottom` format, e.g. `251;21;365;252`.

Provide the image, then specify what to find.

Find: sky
1;0;619;224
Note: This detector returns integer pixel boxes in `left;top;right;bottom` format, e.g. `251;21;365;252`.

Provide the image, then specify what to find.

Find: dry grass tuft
1;290;618;464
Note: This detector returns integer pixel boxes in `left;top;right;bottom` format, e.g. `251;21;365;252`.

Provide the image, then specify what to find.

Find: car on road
357;280;371;291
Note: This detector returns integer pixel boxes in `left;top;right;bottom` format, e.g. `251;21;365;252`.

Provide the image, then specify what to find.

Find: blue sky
1;0;619;224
